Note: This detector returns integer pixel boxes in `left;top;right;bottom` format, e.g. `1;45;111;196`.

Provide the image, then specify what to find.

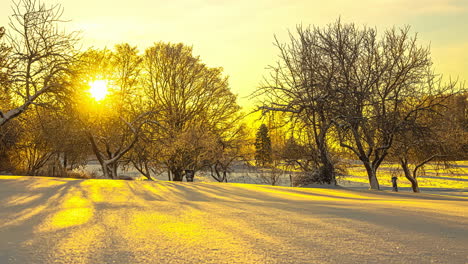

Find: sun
88;80;109;101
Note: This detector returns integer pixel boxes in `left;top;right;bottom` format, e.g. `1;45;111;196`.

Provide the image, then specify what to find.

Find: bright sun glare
88;80;109;101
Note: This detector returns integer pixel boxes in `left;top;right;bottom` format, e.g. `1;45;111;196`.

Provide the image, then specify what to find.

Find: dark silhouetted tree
258;20;458;190
255;124;272;167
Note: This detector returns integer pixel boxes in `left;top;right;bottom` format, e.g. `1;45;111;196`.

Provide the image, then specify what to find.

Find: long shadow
419;187;467;192
1;176;467;264
126;181;167;201
161;183;233;209
177;183;268;201
333;186;468;201
252;185;388;201
159;186;468;263
198;192;468;244
141;182;468;240
242;204;466;262
0;177;92;230
418;175;468;181
0;178;135;263
157;182;212;203
185;182;468;202
2;178;466;235
0;177;93;262
187;183;310;203
281;201;466;238
0;177;84;212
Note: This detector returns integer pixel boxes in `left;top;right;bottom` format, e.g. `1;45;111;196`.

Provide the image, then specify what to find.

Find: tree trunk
143;162;153;180
111;163;118;179
212;167;221;182
400;159;420;193
101;161;117;179
63;152;68;170
363;161;380;190
132;161;153;180
100;161;109;179
212;164;226;182
321;160;335;184
172;169;184;181
167;169;172;181
317;128;335;184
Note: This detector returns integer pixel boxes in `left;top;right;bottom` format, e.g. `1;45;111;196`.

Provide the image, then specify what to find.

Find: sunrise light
88;80;109;101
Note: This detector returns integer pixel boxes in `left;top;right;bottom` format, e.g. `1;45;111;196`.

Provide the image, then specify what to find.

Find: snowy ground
84;160;468;197
0;176;467;263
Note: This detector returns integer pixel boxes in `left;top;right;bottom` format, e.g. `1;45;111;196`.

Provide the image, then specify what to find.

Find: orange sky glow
1;0;467;107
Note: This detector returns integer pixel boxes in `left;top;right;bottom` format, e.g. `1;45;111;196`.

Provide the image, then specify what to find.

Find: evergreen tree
255;124;272;167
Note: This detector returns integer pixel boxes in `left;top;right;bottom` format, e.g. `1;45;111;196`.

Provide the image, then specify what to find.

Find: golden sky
1;0;467;107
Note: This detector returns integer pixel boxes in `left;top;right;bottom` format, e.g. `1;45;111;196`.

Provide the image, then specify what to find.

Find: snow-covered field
84;160;468;196
0;176;467;263
340;161;467;196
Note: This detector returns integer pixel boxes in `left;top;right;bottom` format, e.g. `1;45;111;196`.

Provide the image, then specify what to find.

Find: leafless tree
126;131;162;180
0;26;11;92
86;115;149;179
392;88;466;192
0;0;79;126
8;109;55;175
209;122;248;182
142;42;240;181
393;121;444;193
69;44;156;179
259;20;457;190
328;24;442;190
255;23;345;185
